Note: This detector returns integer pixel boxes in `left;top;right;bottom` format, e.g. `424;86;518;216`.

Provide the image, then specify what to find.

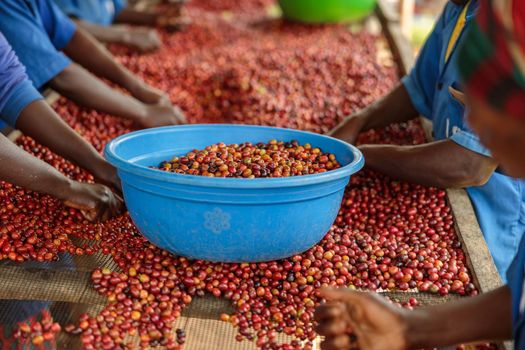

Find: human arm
15;100;121;192
359;139;497;188
48;63;185;128
73;20;161;53
315;286;512;350
329;83;419;143
62;28;167;104
114;1;188;31
0;134;122;221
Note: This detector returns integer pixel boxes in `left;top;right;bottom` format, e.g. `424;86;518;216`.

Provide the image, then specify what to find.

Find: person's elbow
436;159;496;188
48;64;83;97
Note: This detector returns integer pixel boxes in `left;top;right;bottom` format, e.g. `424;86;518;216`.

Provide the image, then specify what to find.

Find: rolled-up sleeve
450;129;492;157
0;34;43;127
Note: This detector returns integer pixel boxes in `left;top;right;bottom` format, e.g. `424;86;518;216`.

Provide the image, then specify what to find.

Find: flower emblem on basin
204;208;231;234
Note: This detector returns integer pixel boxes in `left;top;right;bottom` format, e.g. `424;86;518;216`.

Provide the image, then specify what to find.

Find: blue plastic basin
104;125;364;262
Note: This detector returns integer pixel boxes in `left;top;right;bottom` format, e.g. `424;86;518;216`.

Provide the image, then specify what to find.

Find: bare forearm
49;64;146;123
0;135;71;199
74;20;131;45
115;8;158;26
360;140;497;188
361;83;419;130
330;83;419;142
335;83;418;132
406;286;512;348
63;29;141;92
15;100;107;174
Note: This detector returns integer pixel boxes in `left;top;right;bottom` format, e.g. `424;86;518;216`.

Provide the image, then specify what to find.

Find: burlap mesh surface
0;248;463;350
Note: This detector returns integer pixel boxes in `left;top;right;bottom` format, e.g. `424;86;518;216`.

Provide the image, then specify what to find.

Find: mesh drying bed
0;249;461;350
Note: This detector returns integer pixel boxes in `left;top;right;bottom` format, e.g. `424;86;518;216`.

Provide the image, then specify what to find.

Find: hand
60;182;124;222
328;114;367;145
157;16;192;33
130;83;171;106
139;103;187;128
124;28;162;53
90;159;122;195
315;288;409;350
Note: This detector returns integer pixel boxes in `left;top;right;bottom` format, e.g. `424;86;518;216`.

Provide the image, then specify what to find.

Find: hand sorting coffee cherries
156;140;340;178
0;0;494;349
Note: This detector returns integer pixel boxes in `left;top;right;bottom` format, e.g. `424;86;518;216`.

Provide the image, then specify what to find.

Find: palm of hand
345;294;408;350
317;290;410;350
351;302;407;350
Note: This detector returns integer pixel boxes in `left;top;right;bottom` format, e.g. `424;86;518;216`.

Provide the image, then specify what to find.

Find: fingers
113;179;123;197
95;190;124;222
320;334;352;350
162;18;192;32
315;301;353;348
113;193;125;216
89;186;125;222
315;303;345;323
315;318;348;338
174;107;187;124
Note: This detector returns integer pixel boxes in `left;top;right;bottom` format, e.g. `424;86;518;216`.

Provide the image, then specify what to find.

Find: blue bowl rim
104;124;364;189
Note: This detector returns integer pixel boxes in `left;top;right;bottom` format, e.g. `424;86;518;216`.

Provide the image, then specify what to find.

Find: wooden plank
42;89;61;106
376;0;399;23
6;130;21;142
447;189;503;292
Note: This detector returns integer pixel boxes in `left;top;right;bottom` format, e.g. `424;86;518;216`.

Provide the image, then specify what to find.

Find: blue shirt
507;233;525;349
53;0;127;26
0;33;43;127
0;0;77;90
402;0;525;279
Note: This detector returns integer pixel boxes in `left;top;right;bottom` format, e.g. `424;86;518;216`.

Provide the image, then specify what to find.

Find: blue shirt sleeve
401;8;448;119
0;34;43;127
0;0;74;89
39;0;78;50
449;109;492;157
113;0;127;17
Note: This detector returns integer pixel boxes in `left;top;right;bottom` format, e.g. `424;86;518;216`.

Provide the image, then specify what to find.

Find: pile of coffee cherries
9;310;61;348
0;0;490;349
156;140;340;178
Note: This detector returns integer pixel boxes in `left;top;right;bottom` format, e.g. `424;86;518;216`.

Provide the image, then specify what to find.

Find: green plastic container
278;0;377;23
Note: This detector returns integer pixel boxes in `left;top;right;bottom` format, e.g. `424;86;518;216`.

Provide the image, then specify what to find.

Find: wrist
88;155;112;178
133;102;149;123
123;75;145;98
54;177;75;202
357;144;374;164
403;309;433;350
120;29;133;45
353;110;371;130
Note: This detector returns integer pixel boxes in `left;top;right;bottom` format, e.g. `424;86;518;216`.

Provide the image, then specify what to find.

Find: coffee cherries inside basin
155;140;340;178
